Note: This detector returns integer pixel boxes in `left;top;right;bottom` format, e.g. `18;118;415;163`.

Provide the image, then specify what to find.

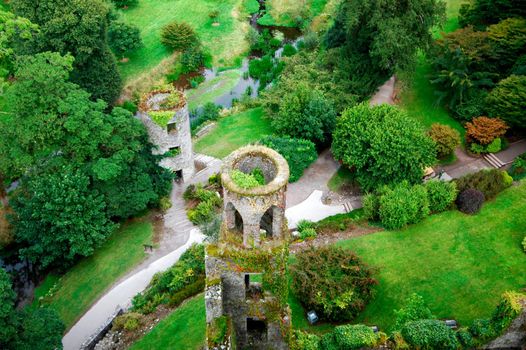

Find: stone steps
483;152;505;169
343;202;353;213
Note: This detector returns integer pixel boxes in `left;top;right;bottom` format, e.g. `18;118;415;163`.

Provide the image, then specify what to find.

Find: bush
362;193;380;222
456;328;474;348
291;246;377;321
454;169;511;199
121;100;138;114
428;124;461;158
456;188;485;214
509;152;526;180
401;319;459;350
332;324;378;349
188;198;219;225
282;44;297;57
108;21;142;58
299;228;317;240
378;182;430;230
113;312;142;331
486;74;526;128
161;21;198;51
259;136;317;182
469;318;493;339
466;116;509;145
425;180;457;213
190;103;221;132
292;330;320;350
486;137;502;153
111;0;138;8
490;291;524;334
181;45;205;73
159;197;172;212
522;236;526;252
394;294;434;330
230;169;264;189
207;316;228;347
131;244;205;314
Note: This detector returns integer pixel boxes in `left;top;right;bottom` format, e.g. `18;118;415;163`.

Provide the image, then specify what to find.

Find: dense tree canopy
0;268;16;346
332;104;436;191
12;0;122;103
108;21;142;58
326;0;445;93
459;0;526;29
0;10;38;73
486;75;526;128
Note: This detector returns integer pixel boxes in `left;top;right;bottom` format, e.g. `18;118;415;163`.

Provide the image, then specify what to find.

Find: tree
12;0;122;104
269;83;336;145
332;103;436;191
326;0;445;91
111;0;138;8
0;10;38;73
459;0;526;29
486;75;526;128
428;124;461;158
465;116;509;145
161;21;198;51
11;164;115;269
108;21;142;58
0;268;16;347
488;18;526;73
13;308;64;350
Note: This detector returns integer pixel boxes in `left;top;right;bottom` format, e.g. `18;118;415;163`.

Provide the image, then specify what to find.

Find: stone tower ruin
138;88;195;181
205;145;291;350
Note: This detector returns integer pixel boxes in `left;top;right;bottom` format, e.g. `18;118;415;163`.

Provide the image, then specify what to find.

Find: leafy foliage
260;136;317;182
377;182;430;230
149;111;175;128
132;244;205;314
231;169;264;189
0;268;16;346
456;188;485;215
11;164;115;269
453;169;512;199
320;324;379;350
190;103;220;133
428;124;461;158
486;75;526;128
401;319;459;350
185;185;222;226
292;330;320;350
466;116;508;145
459;0;526;29
111;0;138;8
394;294;435;330
181;45;205;73
509;152;526;180
291;246;377;321
0;10;38;73
108;21;142;58
424;180;458;213
13;0;122;104
332;103;436;191
160;21;198;51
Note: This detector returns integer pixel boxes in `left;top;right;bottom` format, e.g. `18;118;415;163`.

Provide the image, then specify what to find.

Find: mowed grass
34;220;153;329
327;167;355;193
193;107;273;159
259;0;328;27
116;0;248;81
186;70;243;110
130;294;206;350
332;181;526;330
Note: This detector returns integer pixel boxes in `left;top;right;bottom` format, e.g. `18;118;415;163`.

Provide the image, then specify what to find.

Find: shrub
454;169;511;199
292;330;320;350
470;142;486;154
190;103;221;133
121;100;138;114
394;294;434;330
230;169;264;189
207;316;228;347
108;21;142;58
111;0;138;8
131;244;205;313
490;291;524;334
188;199;219;225
428;124;461;158
509;153;526;180
456;188;485;214
149;111;175;128
113;312;142;331
486;74;526;128
299;227;317;240
291;246;377;321
466;116;509;145
362;193;380;222
161;21;198;51
249;55;274;79
259;136;317;182
297;220;315;232
159;197;172;212
486;137;502;153
181;45;205;73
332;324;378;349
425;180;457;213
401;319;459;350
378;182;430;230
469;318;493;339
282;44;297;57
456;328;474;348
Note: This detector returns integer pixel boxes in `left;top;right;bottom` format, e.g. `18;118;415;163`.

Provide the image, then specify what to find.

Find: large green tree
326;0;445;94
459;0;526;29
0;268;16;347
11;0;122;104
332;103;436;191
11;163;115;268
486;75;526;128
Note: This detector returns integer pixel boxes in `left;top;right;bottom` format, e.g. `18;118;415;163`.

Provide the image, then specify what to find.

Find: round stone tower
138;88;195;181
220;145;289;247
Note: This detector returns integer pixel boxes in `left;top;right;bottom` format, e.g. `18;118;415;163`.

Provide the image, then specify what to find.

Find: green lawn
259;0;328;27
186;70;243;110
193;107;273;159
332;182;526;330
116;0;249;82
130;294;206;350
327;167;355;193
33;220;154;329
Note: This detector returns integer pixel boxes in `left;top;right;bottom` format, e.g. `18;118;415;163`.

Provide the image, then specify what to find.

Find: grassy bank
130;294;206;350
193;107;273;159
116;0;249;82
186;70;243;110
33;219;154;329
258;0;329;27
